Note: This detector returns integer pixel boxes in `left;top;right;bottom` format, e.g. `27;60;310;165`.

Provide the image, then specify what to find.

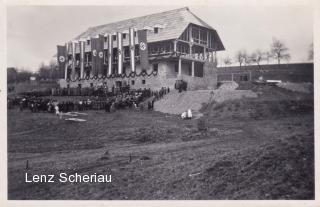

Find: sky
7;4;313;72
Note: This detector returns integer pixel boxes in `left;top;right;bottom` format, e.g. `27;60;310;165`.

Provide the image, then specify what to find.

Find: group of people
8;87;170;115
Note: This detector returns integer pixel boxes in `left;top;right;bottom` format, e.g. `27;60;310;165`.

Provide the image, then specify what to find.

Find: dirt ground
7;84;314;200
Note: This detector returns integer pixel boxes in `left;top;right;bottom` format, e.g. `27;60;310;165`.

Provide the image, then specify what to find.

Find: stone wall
217;63;313;83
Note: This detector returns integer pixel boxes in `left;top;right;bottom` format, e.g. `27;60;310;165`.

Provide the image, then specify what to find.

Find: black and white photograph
3;0;318;204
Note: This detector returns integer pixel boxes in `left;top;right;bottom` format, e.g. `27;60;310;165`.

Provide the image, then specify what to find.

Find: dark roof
74;7;224;51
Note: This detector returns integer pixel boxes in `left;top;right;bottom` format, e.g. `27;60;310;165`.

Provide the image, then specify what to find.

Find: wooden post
178;58;182;76
173;40;177;54
189;43;193;54
191;61;195;77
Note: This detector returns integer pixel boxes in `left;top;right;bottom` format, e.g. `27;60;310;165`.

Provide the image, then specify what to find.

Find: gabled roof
75;7;224;51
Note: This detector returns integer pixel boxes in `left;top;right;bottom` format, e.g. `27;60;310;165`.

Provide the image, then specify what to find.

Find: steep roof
75;7;224;50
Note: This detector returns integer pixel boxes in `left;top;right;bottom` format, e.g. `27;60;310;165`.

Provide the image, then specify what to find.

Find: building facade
57;7;225;91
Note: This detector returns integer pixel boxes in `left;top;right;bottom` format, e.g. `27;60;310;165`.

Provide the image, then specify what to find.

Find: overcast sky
7;5;313;71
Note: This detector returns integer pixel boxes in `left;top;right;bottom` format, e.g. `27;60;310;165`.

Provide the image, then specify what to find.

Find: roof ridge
92;7;189;30
186;9;214;30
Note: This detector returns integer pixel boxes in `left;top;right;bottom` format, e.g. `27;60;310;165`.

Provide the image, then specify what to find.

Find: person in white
187;109;192;119
181;111;187;119
181;109;192;119
55;104;62;119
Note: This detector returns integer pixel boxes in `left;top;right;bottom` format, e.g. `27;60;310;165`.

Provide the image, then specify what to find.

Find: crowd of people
8;87;170;115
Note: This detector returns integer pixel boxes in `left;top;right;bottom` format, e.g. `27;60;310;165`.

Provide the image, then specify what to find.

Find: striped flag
57;45;67;79
98;34;105;75
117;32;123;74
80;41;85;78
129;28;135;72
108;34;113;75
137;29;149;71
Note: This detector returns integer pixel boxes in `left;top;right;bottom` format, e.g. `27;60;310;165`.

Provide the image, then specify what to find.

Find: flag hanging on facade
91;36;104;76
129;28;135;72
98;34;105;75
57;45;67;79
138;29;149;71
91;37;98;76
117;32;123;74
107;34;113;75
80;41;85;78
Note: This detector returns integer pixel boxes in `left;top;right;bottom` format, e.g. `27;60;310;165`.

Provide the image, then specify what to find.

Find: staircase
153;81;257;117
154;90;213;116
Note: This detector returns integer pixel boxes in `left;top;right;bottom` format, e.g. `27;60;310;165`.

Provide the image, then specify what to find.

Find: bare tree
308;43;313;61
251;50;264;69
223;56;232;68
265;52;272;64
270;38;291;66
235;50;246;69
243;51;252;68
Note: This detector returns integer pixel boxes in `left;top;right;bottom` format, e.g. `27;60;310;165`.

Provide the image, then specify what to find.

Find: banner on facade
117;32;123;74
91;36;104;76
108;34;113;75
98;34;105;75
129;28;135;72
137;29;149;71
57;45;67;79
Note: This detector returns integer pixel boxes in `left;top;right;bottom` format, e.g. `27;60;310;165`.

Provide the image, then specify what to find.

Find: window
153;63;158;72
78;84;82;88
112;35;116;41
67;84;70;88
131;80;135;85
154;27;159;34
104;37;107;42
87;40;90;45
142;80;146;84
174;64;178;73
122;34;126;39
90;83;93;87
134;31;137;37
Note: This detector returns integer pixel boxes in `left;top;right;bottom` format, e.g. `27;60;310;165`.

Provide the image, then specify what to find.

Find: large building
57;7;225;91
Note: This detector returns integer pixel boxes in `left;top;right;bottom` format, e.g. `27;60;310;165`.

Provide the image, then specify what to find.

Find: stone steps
154;90;213;115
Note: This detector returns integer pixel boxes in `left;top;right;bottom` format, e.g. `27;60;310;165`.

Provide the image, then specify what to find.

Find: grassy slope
7;85;314;199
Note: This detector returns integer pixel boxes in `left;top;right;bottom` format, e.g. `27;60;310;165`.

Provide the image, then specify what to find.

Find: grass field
7;85;314;200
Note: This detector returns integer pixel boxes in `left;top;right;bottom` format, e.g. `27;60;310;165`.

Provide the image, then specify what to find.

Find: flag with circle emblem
117;32;123;74
57;45;67;78
138;29;149;71
129;28;136;72
91;36;104;76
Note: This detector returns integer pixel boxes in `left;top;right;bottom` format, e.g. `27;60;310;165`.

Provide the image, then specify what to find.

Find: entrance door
115;81;122;88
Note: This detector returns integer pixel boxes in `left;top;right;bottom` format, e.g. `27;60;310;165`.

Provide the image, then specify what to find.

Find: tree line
8;60;59;84
222;38;313;69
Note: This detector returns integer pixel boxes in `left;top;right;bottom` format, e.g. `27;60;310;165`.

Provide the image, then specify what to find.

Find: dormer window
154;27;159;34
